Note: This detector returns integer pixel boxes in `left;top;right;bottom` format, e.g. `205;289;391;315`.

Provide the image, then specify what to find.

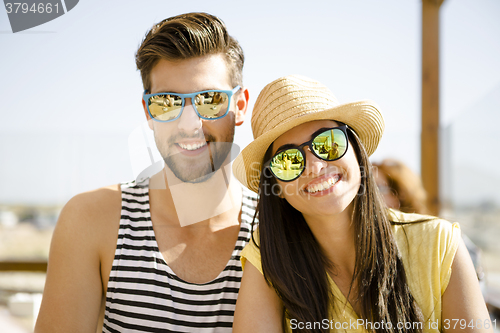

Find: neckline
326;274;360;319
143;179;249;286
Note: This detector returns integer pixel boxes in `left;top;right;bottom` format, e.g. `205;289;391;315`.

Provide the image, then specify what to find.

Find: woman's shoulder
388;209;459;237
388;209;461;271
240;228;263;274
388;210;463;314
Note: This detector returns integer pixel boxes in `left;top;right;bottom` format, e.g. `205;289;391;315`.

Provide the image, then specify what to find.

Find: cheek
280;181;300;199
348;167;362;198
279;181;313;214
152;121;173;132
204;115;235;141
152;123;176;143
352;166;362;187
343;148;362;191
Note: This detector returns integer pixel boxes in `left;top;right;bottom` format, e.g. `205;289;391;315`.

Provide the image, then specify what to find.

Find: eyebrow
149;88;224;94
275;143;298;153
274;127;335;154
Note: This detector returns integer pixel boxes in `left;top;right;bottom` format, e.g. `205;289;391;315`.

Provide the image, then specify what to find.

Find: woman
372;158;486;295
372;159;428;214
232;75;491;332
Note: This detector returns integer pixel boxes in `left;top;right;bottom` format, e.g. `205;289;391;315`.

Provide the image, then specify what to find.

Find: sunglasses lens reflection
195;91;230;118
148;94;183;121
148;91;230;121
270;149;305;181
270;127;348;182
312;128;347;161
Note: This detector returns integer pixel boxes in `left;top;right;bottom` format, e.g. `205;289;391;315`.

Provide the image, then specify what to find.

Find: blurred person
232;75;491;332
282;153;292;170
35;13;255;332
327;141;340;160
212;91;224;105
373;158;486;294
372;158;428;214
194;93;205;106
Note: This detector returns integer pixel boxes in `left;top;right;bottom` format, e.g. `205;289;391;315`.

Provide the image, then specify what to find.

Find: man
35;13;255;332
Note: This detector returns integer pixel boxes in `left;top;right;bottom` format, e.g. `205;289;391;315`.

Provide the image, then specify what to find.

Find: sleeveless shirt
103;179;257;332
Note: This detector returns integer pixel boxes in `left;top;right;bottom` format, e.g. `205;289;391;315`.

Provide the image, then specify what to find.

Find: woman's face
271;120;361;221
374;171;400;210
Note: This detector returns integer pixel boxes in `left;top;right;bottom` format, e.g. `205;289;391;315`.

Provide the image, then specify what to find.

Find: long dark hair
251;126;423;332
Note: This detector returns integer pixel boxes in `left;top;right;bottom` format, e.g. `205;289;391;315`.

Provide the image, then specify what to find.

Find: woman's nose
302;148;328;176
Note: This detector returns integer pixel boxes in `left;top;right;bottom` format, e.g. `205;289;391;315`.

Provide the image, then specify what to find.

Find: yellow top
240;210;461;333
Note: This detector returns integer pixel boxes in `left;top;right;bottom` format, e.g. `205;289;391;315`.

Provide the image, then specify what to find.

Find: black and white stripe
103;179;257;332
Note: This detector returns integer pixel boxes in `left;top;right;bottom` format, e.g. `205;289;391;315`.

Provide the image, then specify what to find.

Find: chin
165;159;214;182
289;195;355;220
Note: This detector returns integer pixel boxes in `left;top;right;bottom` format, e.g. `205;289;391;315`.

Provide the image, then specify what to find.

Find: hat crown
251;75;340;139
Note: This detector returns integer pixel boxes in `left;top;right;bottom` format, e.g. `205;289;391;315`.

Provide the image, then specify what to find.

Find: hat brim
233;100;384;192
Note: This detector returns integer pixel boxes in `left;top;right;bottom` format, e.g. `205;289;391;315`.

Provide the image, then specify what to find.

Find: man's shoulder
66;184;121;214
58;184;123;232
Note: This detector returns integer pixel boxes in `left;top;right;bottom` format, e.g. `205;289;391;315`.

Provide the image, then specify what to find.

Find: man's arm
442;238;493;333
35;186;121;333
233;262;284;333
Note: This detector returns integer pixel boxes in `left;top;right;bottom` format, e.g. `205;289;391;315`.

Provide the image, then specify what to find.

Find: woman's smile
273;120;361;218
302;173;341;195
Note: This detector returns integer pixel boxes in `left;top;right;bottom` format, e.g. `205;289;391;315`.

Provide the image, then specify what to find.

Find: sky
0;0;499;206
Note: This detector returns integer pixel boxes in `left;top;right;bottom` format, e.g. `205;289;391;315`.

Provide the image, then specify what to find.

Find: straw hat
233;75;384;193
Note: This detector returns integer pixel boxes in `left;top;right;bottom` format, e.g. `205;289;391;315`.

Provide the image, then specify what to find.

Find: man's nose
177;99;203;134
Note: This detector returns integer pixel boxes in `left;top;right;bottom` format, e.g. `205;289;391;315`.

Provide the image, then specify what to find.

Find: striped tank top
103;179;257;332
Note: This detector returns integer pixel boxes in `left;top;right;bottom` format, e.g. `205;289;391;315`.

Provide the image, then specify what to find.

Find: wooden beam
0;260;47;272
422;0;444;216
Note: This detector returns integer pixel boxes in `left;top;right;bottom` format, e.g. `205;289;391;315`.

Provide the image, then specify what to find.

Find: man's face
143;54;246;183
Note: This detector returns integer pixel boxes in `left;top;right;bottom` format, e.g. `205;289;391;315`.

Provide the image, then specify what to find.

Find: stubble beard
156;122;235;184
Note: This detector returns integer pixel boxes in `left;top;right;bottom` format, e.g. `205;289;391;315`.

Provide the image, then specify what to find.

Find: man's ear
142;98;154;130
235;87;249;127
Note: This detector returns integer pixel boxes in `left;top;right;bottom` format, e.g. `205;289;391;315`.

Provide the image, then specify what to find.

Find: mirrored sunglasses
143;86;241;122
269;125;349;182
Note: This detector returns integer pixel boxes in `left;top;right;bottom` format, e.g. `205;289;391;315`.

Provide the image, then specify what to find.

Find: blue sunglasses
143;86;241;122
